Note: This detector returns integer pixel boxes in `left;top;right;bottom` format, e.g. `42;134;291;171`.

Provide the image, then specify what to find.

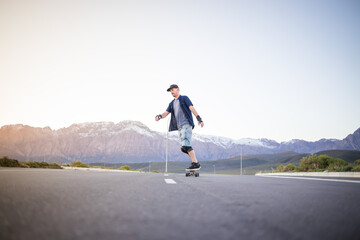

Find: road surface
1;168;359;240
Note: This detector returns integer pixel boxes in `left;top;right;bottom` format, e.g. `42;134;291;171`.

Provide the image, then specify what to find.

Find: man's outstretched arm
189;106;204;127
155;111;170;121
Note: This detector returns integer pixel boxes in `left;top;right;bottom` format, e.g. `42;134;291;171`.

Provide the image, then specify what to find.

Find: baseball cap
167;84;179;92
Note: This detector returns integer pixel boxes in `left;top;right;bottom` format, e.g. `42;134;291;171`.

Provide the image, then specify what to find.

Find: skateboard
185;169;200;177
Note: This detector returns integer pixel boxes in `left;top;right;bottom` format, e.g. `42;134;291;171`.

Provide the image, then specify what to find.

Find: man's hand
155;112;169;122
196;115;204;128
155;114;162;121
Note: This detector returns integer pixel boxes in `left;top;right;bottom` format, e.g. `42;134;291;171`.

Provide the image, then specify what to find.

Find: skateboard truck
185;169;200;177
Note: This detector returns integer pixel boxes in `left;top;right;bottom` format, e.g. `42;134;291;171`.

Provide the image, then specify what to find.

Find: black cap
167;84;179;92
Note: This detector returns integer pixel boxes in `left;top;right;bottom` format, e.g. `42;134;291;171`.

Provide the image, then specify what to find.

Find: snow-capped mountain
192;134;279;149
65;121;157;138
0;121;358;163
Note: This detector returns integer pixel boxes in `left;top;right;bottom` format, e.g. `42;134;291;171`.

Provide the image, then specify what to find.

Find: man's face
170;88;179;97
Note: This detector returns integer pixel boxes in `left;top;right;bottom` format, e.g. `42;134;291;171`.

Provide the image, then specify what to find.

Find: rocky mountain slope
0;121;359;163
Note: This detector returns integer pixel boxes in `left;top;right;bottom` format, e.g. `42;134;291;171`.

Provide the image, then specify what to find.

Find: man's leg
183;125;197;163
181;146;197;162
188;150;198;163
180;125;200;169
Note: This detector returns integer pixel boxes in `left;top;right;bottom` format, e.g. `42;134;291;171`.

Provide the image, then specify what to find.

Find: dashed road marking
164;179;177;184
258;175;360;184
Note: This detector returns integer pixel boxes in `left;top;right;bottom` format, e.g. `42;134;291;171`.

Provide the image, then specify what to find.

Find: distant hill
0;121;359;163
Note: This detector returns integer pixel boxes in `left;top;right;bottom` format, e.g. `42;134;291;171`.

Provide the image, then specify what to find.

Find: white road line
258;175;360;184
164;179;177;184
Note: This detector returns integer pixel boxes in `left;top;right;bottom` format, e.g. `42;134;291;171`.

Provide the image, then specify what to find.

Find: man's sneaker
187;162;201;170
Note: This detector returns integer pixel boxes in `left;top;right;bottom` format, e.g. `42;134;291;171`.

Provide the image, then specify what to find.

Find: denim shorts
178;124;192;147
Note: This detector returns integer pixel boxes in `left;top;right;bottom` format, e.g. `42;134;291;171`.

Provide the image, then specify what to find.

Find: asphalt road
1;168;359;240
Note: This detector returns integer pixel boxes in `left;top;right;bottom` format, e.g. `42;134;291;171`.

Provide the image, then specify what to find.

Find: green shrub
298;156;313;172
354;159;360;165
0;156;21;167
71;161;89;168
343;165;353;172
152;170;159;173
24;161;62;169
0;157;62;169
119;165;131;171
298;154;349;172
352;165;360;172
317;155;333;169
276;164;297;172
19;162;30;168
49;163;62;169
276;164;285;172
26;161;40;168
284;164;296;172
327;159;348;171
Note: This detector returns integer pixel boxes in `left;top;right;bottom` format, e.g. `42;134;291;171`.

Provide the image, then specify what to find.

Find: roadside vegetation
0;156;62;169
118;165;131;170
70;160;90;168
276;155;360;172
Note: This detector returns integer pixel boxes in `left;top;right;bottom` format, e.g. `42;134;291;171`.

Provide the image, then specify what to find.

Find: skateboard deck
185;168;200;177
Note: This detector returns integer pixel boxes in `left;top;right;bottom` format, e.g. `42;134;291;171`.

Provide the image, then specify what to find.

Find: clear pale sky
0;0;359;142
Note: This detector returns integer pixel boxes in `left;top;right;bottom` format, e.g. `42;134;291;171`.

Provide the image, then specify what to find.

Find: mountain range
0;121;359;163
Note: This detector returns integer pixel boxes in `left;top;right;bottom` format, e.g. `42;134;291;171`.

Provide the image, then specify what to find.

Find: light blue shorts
178;124;192;147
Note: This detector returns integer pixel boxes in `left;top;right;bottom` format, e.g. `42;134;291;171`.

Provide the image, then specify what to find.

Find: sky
0;0;359;142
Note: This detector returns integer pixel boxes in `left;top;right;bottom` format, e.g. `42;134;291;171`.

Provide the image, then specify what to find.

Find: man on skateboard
155;84;204;171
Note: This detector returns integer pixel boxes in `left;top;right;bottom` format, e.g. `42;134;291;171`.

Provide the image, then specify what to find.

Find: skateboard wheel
195;173;199;177
186;173;190;177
